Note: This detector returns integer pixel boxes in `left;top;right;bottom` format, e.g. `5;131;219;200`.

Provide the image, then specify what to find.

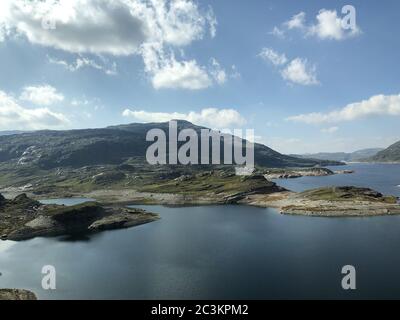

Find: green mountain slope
0;121;342;169
368;141;400;162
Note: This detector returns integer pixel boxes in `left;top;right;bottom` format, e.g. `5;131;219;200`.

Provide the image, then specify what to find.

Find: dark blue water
1;163;400;299
276;163;400;197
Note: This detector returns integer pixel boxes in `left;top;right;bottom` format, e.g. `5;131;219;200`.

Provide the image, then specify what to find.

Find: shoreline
1;165;400;242
0;195;160;241
28;186;400;218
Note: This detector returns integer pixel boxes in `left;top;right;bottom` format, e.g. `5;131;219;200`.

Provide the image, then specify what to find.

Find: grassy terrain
0;158;285;199
299;186;398;203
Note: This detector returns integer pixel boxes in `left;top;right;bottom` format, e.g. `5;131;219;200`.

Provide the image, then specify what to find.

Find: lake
1;163;400;299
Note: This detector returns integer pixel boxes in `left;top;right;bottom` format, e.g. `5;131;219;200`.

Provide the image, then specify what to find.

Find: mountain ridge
367;141;400;162
0;120;342;169
291;148;384;163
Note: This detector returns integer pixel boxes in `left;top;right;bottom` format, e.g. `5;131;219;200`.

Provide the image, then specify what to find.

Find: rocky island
263;167;335;179
243;186;400;217
263;167;354;180
0;193;159;241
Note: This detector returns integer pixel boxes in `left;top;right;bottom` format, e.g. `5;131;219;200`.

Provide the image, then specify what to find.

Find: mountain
0;130;29;136
291;148;384;162
0;121;341;169
367;141;400;162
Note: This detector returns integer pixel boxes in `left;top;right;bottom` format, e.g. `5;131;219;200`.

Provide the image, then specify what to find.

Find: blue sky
0;0;399;154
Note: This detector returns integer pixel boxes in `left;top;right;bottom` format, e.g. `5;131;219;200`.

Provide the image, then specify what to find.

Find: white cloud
230;65;241;80
142;44;230;90
284;12;306;30
259;48;319;86
209;58;227;85
259;48;287;66
206;6;217;38
48;55;117;75
20;85;64;106
122;107;246;128
287;94;400;124
272;9;361;41
281;58;319;86
269;26;285;39
321;126;339;133
308;9;361;40
151;57;212;90
0;0;219;90
0;91;68;130
0;0;146;55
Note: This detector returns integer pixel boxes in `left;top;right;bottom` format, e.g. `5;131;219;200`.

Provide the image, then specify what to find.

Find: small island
0;193;159;241
243;186;400;217
2;169;400;242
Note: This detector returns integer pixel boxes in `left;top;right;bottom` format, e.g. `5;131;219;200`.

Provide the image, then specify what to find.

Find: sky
0;0;399;154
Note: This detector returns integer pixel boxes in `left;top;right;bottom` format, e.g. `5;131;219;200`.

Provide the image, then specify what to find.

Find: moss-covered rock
0;194;159;241
0;289;37;300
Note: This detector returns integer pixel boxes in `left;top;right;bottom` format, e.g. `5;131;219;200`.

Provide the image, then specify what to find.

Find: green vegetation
368;141;400;162
298;186;398;203
0;193;159;241
140;170;282;196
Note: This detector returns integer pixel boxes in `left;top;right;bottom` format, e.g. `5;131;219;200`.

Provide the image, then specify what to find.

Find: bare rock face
0;194;160;241
0;289;37;300
0;193;6;205
242;186;400;217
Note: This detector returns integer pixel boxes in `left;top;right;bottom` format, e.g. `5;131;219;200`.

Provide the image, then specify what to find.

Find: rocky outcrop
88;208;157;231
224;175;286;203
0;289;37;300
0;194;159;241
242;186;400;217
264;168;335;180
334;170;355;174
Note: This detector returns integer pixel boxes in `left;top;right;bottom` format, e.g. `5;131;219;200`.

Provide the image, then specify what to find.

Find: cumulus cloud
0;91;68;130
48;55;117;75
20;85;64;106
259;49;319;86
259;48;287;66
0;0;220;90
284;12;306;30
281;58;318;86
151;57;212;90
0;0;147;55
308;9;361;40
122;107;246;128
287;94;400;124
271;8;361;40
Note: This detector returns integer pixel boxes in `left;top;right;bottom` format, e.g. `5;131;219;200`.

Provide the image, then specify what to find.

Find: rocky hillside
0;120;341;169
367;141;400;162
0;193;159;241
291;148;383;162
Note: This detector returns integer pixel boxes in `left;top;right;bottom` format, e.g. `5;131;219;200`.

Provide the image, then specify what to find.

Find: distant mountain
0;130;29;136
0;121;342;169
350;148;385;161
367;141;400;162
291;148;384;163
